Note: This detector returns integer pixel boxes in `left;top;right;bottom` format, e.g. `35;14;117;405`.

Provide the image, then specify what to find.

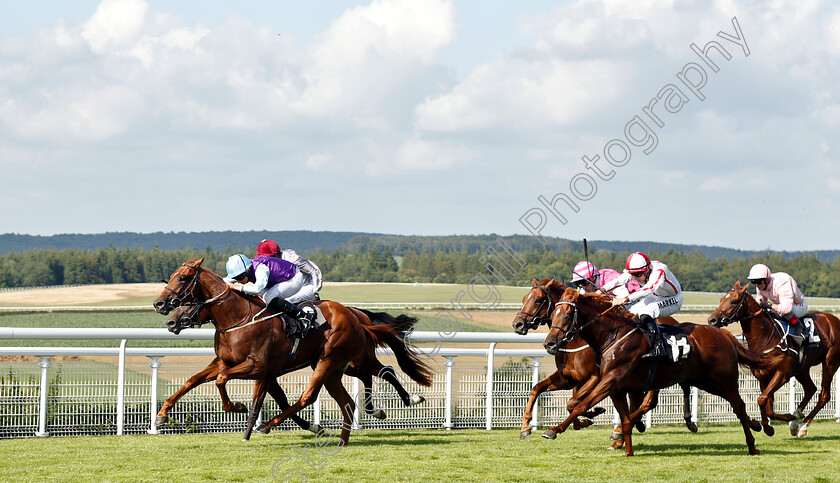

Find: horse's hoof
764;425;775;437
609;439;624;450
749;420;761;432
307;424;323;435
610;429;623;441
541;429;557;440
369;409;387;420
257;423;271;434
154;416;168;428
591;407;607;417
573;417;593;430
635;421;646;433
409;395;425;406
789;420;799;436
687;422;698;433
797;423;808;438
520;429;531;439
750;448;760;456
232;402;247;413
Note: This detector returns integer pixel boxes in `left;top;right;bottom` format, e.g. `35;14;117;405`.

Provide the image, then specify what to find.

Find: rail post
147;357;161;435
485;343;496;430
530;357;541;428
788;379;796;414
352;377;361;430
443;357;455;430
691;386;699;424
117;339;127;436
36;356;52;437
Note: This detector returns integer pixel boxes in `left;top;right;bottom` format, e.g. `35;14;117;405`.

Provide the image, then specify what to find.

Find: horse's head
512;278;566;335
708;280;752;327
154;257;206;315
543;287;582;354
165;303;212;334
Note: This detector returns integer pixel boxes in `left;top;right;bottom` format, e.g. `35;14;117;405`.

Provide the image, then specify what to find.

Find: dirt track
0;283;164;306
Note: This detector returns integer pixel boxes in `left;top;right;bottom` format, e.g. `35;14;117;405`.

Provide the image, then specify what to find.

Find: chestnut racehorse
543;288;784;456
708;281;840;437
160;303;425;431
153;258;432;445
512;278;696;447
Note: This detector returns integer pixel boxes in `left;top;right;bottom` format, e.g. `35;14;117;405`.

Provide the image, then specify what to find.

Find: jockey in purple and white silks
570;261;641;298
256;239;323;301
602;252;684;359
224;253;317;338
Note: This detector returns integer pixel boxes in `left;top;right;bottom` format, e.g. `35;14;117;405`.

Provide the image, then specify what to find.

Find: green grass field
1;423;839;482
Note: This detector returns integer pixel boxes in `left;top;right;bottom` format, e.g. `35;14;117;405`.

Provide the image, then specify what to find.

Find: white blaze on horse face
525;291;535;305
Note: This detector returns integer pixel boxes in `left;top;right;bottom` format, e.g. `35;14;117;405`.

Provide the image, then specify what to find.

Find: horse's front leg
155;357;227;427
542;376;616;440
519;372;565;438
260;378;322;434
243;378;269;441
756;370;796;436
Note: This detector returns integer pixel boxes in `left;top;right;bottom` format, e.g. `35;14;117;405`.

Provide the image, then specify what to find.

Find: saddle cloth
773;315;820;344
659;325;691;363
297;301;328;327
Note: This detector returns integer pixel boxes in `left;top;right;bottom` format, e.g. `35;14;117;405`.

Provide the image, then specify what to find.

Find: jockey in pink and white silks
748;263;808;337
602;252;683;359
570;261;641;297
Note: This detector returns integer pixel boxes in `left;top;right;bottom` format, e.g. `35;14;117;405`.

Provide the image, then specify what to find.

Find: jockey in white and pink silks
748;263;808;321
569;261;641;298
601;252;684;359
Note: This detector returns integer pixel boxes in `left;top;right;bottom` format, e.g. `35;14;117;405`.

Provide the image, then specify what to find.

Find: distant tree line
1;244;839;297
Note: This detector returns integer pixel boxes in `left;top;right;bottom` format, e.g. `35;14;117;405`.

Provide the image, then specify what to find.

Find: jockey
256;239;323;300
570;261;641;298
223;253;317;338
602;252;683;359
748;263;808;337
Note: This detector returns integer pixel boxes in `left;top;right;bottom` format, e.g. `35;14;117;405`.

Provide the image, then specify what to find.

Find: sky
1;0;839;251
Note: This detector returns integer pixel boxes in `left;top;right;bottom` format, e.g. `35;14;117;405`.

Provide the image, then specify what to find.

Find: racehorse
161;303;426;431
512;278;697;447
543;287;784;456
707;281;840;437
153;258;433;445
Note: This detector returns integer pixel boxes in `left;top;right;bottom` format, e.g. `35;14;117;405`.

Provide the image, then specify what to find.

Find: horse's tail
356;308;434;387
725;330;787;370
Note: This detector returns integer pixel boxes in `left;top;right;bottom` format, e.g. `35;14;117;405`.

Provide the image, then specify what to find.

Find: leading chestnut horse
708;281;840;437
543;288;784;456
153;258;433;445
512;278;696;447
159;302;426;432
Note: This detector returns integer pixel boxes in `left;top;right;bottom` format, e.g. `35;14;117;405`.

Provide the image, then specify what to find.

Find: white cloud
82;0;149;54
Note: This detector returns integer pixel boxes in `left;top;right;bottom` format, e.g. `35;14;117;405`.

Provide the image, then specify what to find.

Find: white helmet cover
748;263;771;282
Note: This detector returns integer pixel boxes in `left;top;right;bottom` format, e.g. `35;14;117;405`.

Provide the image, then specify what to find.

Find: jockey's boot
639;314;665;359
268;297;314;338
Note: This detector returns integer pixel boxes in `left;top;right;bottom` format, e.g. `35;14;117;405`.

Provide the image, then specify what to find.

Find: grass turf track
2;422;840;482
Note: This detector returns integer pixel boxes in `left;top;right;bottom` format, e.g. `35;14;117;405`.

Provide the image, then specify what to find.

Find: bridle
162;262;230;310
549;299;631;347
714;289;762;327
516;285;555;329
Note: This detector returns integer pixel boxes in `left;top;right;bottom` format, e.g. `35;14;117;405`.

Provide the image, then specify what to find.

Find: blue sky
1;0;838;251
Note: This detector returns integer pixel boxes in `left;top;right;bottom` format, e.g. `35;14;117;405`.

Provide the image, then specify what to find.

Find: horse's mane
577;291;636;321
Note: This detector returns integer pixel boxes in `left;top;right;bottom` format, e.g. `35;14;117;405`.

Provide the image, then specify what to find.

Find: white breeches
629;292;684;319
260;271;318;305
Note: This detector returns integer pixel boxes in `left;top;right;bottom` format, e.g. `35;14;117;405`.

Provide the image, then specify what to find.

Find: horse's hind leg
345;365;386;419
260;378;321;434
610;393;635;456
156;357;227;427
799;358;840;437
791;372;816;436
323;372;357;446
